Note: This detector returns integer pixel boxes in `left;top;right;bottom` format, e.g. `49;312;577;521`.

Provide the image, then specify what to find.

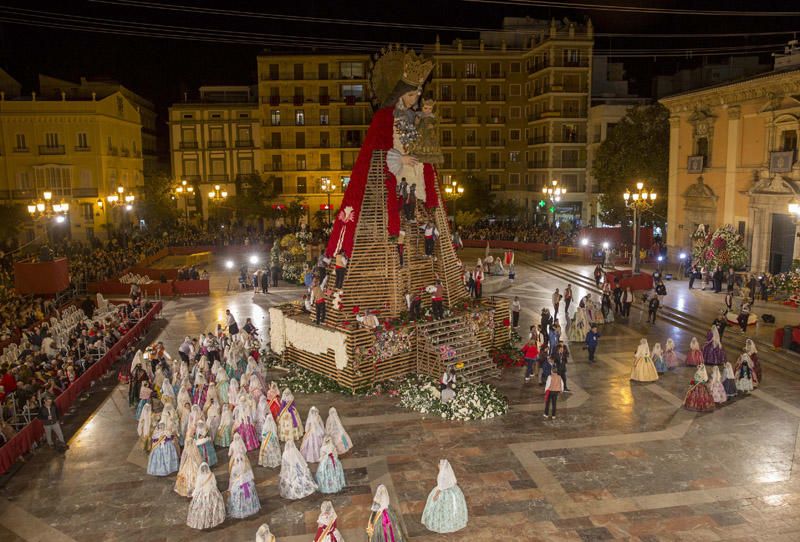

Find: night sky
1;0;798;152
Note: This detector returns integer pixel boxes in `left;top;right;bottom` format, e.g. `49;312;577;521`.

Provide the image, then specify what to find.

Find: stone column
793;220;800;263
667;115;681;248
724;106;740;225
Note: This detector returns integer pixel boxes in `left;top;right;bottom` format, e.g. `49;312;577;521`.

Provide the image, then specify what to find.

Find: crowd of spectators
0;297;154;444
459;220;581;246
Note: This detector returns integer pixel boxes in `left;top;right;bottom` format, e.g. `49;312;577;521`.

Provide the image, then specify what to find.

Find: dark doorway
769;213;795;274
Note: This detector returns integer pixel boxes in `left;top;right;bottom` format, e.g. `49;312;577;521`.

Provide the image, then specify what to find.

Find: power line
464;0;800;17
90;0;800;39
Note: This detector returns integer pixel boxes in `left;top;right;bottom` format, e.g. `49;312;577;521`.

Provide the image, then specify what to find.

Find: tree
140;173;179;230
455;172;495;214
0;204;28;241
593;104;669;226
284;197;307;229
230;174;279;222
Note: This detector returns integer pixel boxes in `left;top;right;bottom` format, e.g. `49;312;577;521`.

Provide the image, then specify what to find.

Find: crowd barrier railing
0;301;162;475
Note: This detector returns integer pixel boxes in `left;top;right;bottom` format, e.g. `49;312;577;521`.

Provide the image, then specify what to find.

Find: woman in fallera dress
316;434;347;494
137;403;153;452
277;389;304;442
233;400;260;452
300;406;326;464
195;421;218;467
421;459;468;534
683;363;715;412
745;338;762;384
228;432;247;470
651;342;667;374
279;439;317;500
255;524;276;542
685;337;704;367
226;454;261;519
258;407;282;468
367;484;407;542
325;407;353;455
663;338;680;370
147;422;180;476
186;463;226;530
736;352;756;393
708;365;728;404
314;501;345;542
567;299;590;343
266;381;281;420
630;339;659;383
135;381;151;420
175;435;202;497
702;325;726;366
722;361;738;398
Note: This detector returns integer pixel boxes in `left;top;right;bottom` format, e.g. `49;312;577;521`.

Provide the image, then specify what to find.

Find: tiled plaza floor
2;258;800;541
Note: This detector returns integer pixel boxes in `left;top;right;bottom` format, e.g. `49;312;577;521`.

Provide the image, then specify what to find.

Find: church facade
660;59;800;274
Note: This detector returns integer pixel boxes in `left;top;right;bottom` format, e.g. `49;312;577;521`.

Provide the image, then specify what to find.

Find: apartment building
256;53;372;214
428;17;593;222
0;68;145;242
168;86;261;219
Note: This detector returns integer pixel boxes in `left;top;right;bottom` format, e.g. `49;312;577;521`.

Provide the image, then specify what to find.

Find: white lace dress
186;465;226;530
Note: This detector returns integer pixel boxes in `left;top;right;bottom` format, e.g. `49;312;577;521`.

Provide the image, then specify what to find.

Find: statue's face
400;90;419;108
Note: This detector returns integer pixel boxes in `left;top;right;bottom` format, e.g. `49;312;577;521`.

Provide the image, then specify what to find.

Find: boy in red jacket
521;339;539;383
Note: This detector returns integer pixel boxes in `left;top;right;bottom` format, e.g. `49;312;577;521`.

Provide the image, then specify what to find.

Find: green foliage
230;174;279;221
593;104;669;226
457;172;495;213
0;204;28;240
140;173;179;229
284;196;307;229
454;209;482;229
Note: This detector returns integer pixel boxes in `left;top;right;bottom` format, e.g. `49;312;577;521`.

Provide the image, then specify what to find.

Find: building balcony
120;148;130;157
486;71;506;79
462;116;481;125
486;162;505;170
74;145;91;152
460;71;481;79
461;139;482;148
13;147;29;153
12;189;36;199
73;187;99;198
486;116;506;125
108;146;119;156
179;141;198;150
486;139;506;148
208;140;226;149
263;140;282;149
462;94;481;103
552;159;587;168
441;140;456;148
207;174;229;182
527;58;590;75
182;175;201;182
235;140;255;148
528;160;549;168
133;150;142;158
486;94;506;102
39;145;65;155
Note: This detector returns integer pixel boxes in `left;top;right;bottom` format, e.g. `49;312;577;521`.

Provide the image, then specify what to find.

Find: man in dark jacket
38;396;67;450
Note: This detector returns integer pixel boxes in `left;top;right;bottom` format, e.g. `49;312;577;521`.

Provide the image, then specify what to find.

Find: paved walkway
2;256;800;540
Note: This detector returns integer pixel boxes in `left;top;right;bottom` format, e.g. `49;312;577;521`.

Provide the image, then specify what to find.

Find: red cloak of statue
325;106;439;258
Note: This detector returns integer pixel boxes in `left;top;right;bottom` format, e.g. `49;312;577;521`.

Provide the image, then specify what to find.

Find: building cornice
659;68;800;112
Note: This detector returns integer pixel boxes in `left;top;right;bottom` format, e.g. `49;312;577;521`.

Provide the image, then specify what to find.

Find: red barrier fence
87;281;175;297
462;239;552;252
14;258;71;295
605;270;654;291
0;301;162;475
172;280;210;296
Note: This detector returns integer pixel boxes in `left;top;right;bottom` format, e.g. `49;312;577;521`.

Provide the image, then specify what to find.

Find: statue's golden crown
401;53;434;86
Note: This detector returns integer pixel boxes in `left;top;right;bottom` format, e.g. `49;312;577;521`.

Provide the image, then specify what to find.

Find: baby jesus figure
412;98;443;165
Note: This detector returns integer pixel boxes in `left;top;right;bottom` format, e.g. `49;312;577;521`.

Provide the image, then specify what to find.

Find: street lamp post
319;177;337;225
208;184;228;226
27;190;70;243
542;180;565;259
623;181;657;274
443;179;464;229
174;179;194;223
97;185;135;238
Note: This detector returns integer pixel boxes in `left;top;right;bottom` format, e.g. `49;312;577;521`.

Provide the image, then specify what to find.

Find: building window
318;63;329;79
45;133;59;147
489;174;501;189
15;133;26;150
81;203;94;222
320;110;329;125
73;133;88;149
510;129;521;141
296;177;307;193
782;130;798;151
510;106;521;120
563;99;580;116
341;84;364;99
320;132;330;148
561;149;579;167
79;169;92;187
443;153;452;168
340;62;364;79
509;151;520;162
296;155;307;170
270;133;281;149
16;171;32;190
295;132;306;149
236;126;252;145
210;112;222;119
271;110;281;126
510;62;521;73
271;155;282;171
441;130;453;146
182;159;199;177
440;63;453;78
466;152;477;169
294;63;304;80
509;173;520;185
490;62;502;77
209;126;224;146
509;84;521;97
269;64;279;80
696;137;709;163
295;110;305;126
238;112;250;119
33;165;71;196
465;85;477;101
321;154;330;169
182;113;193;120
273;177;284;193
489;130;501;145
440;84;452;101
563;49;580;66
562;124;578;143
464;62;477;77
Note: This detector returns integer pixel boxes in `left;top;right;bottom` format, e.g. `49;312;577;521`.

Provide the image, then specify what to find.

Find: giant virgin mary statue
326;47;440;258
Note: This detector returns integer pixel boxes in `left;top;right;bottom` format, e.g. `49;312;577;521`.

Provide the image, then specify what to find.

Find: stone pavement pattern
2;258;800;541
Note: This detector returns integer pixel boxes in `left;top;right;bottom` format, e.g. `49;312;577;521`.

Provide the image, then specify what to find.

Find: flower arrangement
370;326;415;362
277;233;308;285
397;374;508;420
691;224;747;270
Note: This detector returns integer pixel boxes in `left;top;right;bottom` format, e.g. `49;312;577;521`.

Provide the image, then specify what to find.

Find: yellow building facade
660;60;800;273
0;70;145;242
